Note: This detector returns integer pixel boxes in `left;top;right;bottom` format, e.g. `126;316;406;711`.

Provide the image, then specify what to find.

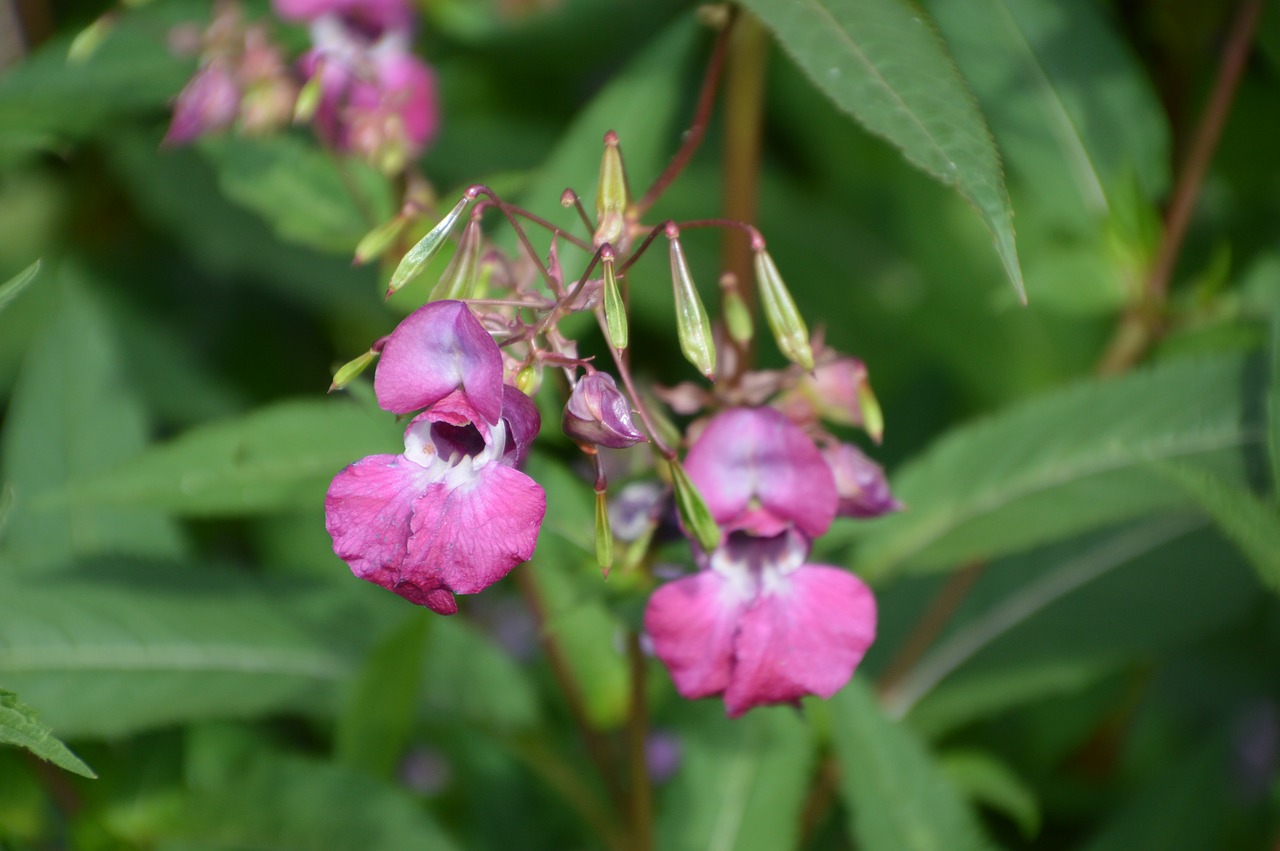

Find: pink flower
273;0;413;34
562;370;646;449
325;301;545;614
645;407;877;716
300;18;439;168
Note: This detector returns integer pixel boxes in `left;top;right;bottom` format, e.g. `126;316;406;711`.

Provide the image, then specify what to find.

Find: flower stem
720;9;768;316
514;570;628;816
595;310;678;460
1096;0;1265;375
626;632;654;851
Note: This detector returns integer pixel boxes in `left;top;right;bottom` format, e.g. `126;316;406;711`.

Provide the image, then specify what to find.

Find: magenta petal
375;301;503;421
685;407;837;538
403;464;546;603
644;571;746;701
724;565;876;717
325;453;427;593
500;385;541;466
368;50;439;151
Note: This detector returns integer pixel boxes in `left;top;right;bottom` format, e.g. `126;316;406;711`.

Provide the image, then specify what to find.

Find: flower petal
403;464;546;613
499;385;541;466
644;571;747;701
325;453;428;595
685;407;836;538
375;301;503;421
724;565;876;717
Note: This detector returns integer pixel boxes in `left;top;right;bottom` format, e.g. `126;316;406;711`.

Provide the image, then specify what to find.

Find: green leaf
0;267;185;569
0;690;96;779
71;399;400;516
839;354;1265;581
1151;463;1280;593
939;750;1039;838
335;614;429;778
199;135;395;254
1269;306;1280;492
739;0;1023;299
827;678;996;851
0;259;40;315
420;616;541;732
656;705;813;851
142;744;462;851
0;564;368;738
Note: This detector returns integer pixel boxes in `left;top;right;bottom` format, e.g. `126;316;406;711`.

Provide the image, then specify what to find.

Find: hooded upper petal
684;407;837;538
325;452;430;593
644;570;747;700
374;300;504;422
723;565;876;717
403;463;546;614
824;443;902;518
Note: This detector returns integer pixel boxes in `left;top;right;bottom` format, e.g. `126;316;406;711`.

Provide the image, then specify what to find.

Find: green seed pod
668;228;716;379
721;283;754;345
292;70;324;123
593;131;628;248
329;349;378;392
602;255;628;350
754;249;814;371
594;490;614;574
429;218;482;301
670;460;721;553
859;382;885;444
353;215;408;266
386;195;470;297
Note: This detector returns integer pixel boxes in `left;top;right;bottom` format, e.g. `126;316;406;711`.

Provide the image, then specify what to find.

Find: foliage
2;0;1279;848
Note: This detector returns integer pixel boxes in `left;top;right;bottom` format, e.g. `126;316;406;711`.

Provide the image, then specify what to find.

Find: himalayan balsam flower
645;407;876;716
326;301;545;615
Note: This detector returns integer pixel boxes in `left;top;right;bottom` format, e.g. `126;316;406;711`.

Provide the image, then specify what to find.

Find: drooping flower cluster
166;0;438;173
325;301;545;615
644;407;881;716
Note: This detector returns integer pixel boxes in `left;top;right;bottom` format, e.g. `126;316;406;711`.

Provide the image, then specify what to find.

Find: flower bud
753;249;814;370
595;489;614;574
293;69;325;123
720;274;754;345
563;372;646;449
823;443;901;518
670;459;721;553
164;61;240;146
68;14;115;64
329;349;379;392
602;253;628;350
515;364;542;396
667;226;715;379
593;131;628;249
387;195;470;297
430;218;481;301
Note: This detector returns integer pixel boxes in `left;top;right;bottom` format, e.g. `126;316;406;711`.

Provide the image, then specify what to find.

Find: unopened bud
387;195;470;297
753;249;814;370
430;218;482;301
515;364;542;396
668;227;715;379
329;349;378;392
823;443;901;518
595;490;614;574
859;383;884;444
354;215;407;265
670;460;721;552
602;253;628;350
593;131;628;248
563;372;646;449
720;275;753;344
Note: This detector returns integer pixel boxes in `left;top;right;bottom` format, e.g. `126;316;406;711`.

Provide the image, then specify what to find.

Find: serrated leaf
71;399;400;516
739;0;1023;299
1;268;185;569
838;355;1265;581
0;563;370;738
1151;463;1280;593
0;259;40;315
827;678;996;851
199;135;395;254
656;704;813;851
0;690;96;778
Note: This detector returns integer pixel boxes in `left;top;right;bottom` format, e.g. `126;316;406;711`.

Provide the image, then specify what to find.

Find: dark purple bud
563;372;646;449
823;443;901;518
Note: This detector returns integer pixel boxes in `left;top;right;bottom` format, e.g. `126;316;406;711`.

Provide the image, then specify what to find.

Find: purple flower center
709;528;807;600
404;417;507;489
